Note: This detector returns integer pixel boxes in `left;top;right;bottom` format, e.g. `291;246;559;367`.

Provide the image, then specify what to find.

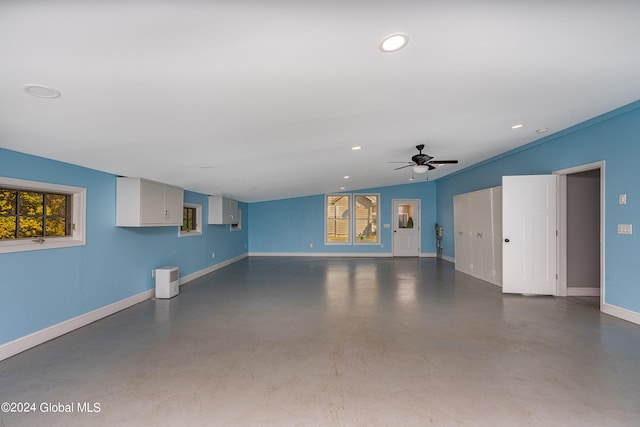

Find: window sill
178;231;202;238
0;238;86;254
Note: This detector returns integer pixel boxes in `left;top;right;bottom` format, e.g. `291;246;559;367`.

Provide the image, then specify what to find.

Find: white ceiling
2;1;640;202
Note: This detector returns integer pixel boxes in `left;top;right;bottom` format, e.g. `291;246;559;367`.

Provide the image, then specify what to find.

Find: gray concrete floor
1;257;639;426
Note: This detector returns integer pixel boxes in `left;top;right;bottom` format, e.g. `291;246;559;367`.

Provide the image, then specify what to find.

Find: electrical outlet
618;224;633;235
619;194;627;205
211;252;216;258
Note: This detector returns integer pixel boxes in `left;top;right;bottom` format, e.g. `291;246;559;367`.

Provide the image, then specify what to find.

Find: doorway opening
556;162;604;310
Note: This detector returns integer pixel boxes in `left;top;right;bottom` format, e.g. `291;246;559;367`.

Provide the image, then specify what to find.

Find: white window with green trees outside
326;193;379;245
0;176;86;254
179;203;202;237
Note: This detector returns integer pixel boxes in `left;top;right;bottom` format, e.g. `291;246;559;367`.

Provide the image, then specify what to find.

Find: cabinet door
139;180;166;225
163;185;184;226
208;196;238;224
225;198;238;224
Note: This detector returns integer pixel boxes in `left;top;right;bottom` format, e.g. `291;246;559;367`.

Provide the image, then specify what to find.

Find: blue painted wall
0;148;248;345
3;99;640;347
435;100;640;313
248;181;437;254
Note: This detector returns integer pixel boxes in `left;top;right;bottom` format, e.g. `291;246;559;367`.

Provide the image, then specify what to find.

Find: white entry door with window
393;199;420;257
502;175;557;295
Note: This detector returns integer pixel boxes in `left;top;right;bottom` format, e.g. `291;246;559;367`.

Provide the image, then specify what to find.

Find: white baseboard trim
248;252;392;258
567;287;600;297
180;253;248;286
420;252;437;258
0;253;249;362
249;252;446;258
441;255;455;263
602;303;640;326
0;289;153;362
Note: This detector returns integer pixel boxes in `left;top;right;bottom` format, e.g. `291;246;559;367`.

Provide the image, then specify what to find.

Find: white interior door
393;199;420;257
502;175;557;295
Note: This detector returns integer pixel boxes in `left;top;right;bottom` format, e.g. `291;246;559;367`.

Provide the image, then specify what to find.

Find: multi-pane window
326;195;350;243
0;189;71;240
0;177;86;254
178;203;202;237
181;206;197;232
326;194;380;244
354;195;378;244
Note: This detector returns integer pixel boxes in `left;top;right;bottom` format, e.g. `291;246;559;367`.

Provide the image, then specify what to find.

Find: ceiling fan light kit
413;165;429;174
390;144;459;174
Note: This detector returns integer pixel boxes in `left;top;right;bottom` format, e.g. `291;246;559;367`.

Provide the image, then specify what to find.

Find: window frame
325;193;380;246
178;203;202;237
0;177;86;254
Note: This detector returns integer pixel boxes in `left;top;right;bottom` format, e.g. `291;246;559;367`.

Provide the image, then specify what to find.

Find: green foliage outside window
181;206;196;232
0;189;69;239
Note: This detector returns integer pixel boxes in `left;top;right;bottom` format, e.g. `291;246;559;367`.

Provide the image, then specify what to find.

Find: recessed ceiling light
536;128;550;134
511;124;524;130
339;187;346;190
343;176;350;179
22;84;61;98
379;33;409;53
352;146;362;151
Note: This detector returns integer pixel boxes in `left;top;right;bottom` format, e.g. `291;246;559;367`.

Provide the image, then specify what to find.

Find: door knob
504;238;510;243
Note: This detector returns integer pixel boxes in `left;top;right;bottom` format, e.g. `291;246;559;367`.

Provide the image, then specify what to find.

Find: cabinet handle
504;238;510;243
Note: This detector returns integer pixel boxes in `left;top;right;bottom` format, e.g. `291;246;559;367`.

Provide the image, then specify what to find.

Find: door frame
392;198;421;257
554;161;605;310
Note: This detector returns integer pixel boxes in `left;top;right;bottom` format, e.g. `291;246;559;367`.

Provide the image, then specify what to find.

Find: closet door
469;189;494;281
491;187;503;286
453;194;471;274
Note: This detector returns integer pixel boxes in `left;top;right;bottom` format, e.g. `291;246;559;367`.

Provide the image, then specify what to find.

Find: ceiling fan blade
393;164;413;170
388;161;414;164
430;160;459;164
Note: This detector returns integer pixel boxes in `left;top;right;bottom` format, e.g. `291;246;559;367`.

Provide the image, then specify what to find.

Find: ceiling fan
390;144;459;174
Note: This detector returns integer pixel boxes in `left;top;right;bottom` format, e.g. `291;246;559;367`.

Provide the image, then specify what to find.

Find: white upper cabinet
116;178;184;227
208;196;238;224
